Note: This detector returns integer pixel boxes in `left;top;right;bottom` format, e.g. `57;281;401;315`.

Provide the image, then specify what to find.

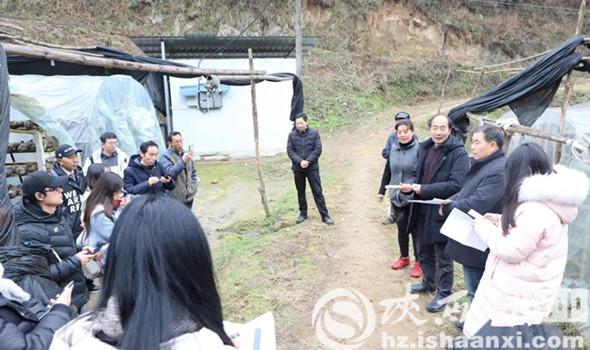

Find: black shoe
453;321;464;331
426;295;448;313
296;214;307;224
408;283;435;294
322;216;334;225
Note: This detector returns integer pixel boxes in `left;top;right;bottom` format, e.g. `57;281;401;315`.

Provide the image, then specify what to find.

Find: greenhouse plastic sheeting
503;104;590;289
8;74;164;162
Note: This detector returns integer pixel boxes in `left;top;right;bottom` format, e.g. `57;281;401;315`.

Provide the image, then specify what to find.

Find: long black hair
86;163;109;191
501;142;552;235
99;195;232;349
83;172;123;232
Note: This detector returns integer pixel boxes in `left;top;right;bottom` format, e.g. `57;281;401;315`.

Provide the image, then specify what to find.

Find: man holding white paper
441;125;505;310
401;115;469;313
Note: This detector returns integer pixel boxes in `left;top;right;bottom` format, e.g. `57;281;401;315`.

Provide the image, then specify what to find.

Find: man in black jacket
442;125;505;302
124;140;175;196
287;113;334;225
50;144;86;240
401;115;470;313
14;171;95;310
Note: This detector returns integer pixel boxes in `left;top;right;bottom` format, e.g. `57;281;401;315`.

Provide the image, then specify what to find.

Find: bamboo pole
456;67;525;74
1;42;267;76
217;74;293;82
248;48;272;218
555;0;586;164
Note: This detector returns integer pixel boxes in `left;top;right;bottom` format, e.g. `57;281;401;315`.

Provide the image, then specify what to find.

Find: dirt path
300;101;466;349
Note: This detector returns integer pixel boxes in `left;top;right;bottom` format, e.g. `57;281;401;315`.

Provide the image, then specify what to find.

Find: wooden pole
468;113;571;144
1;42;267;76
295;0;303;79
248;48;272;218
471;70;484;97
555;0;586;164
438;66;452;114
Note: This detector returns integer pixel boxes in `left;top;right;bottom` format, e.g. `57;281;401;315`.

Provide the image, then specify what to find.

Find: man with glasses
51;144;86;240
14;171;96;310
83;132;128;177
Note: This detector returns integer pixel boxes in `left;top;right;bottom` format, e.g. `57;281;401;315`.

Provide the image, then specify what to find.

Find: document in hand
408;198;453;205
440;208;488;252
224;312;276;350
385;184;401;190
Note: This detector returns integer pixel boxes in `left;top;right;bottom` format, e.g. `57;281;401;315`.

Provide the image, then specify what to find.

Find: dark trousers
185;200;194;209
419;241;454;298
462;265;484;300
392;204;417;259
293;170;329;218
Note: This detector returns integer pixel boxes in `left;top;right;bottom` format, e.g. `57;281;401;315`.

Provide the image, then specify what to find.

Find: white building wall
169;58;295;157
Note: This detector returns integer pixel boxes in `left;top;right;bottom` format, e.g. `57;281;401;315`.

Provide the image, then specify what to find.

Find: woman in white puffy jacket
464;142;589;338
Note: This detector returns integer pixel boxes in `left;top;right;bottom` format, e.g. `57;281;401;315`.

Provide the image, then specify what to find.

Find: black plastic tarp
0;44;18;247
6;46;304;120
448;35;589;138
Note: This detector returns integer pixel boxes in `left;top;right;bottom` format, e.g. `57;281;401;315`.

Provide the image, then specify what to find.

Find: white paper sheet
224;312;276;350
408;198;453;205
440;208;488;252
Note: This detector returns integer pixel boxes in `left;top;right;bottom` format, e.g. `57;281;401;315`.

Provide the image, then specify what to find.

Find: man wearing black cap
50;144;86;239
14;171;95;310
378;112;412;225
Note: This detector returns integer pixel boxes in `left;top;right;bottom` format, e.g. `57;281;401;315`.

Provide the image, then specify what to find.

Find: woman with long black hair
82;173;124;250
51;195;235;349
462;142;589;343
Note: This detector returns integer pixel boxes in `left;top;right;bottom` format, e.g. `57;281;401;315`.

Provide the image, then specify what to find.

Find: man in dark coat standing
287;113;334;225
442;125;505;306
50;144;86;240
401;114;469;313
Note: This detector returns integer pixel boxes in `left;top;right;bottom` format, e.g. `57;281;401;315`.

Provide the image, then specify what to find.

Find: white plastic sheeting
9;74;164;161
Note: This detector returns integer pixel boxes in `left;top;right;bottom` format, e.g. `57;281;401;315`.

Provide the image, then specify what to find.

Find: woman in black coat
0;262;72;350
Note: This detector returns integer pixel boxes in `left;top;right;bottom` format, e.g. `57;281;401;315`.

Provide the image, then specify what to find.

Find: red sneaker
410;261;423;278
390;256;411;270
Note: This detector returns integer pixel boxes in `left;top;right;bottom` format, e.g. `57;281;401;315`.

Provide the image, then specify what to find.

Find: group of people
1;109;589;349
0;131;230;349
378;112;588;343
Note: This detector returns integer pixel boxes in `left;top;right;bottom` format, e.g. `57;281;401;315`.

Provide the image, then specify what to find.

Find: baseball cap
55;144;82;158
22;171;68;198
394;112;411;121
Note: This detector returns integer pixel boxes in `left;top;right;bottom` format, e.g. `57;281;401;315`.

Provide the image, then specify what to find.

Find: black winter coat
50;164;86;239
13;200;88;309
0;294;71;350
123;155;175;195
407;136;470;244
443;150;506;269
287;127;322;172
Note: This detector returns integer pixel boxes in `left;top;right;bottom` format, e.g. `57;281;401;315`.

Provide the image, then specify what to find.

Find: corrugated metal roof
131;35;319;59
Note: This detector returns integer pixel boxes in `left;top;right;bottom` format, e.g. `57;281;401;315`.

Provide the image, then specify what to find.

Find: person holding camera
123;141;175;196
160;132;198;209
